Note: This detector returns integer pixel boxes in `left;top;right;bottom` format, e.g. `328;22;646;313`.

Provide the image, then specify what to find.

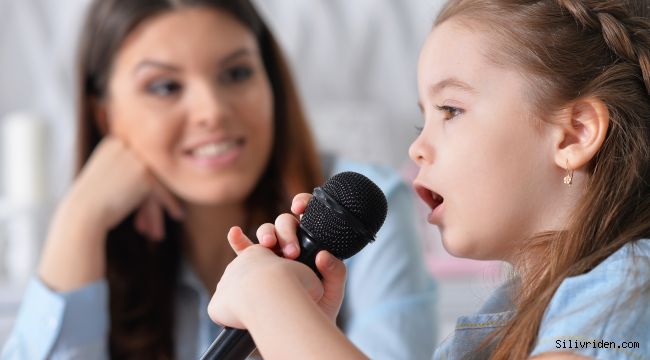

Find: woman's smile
182;136;245;170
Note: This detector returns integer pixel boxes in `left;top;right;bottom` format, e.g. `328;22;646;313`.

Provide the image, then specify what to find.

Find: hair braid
559;0;650;94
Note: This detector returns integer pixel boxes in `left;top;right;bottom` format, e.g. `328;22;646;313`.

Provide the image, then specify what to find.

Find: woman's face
104;7;274;205
410;20;560;261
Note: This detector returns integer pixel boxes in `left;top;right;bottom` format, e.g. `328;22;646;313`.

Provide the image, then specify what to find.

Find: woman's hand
68;137;184;237
38;137;184;291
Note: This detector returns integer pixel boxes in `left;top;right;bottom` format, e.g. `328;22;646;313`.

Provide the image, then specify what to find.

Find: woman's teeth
192;141;238;157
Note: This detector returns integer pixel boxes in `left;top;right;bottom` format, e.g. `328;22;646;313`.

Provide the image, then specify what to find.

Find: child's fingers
315;251;347;319
274;213;301;259
256;223;278;248
290;193;312;215
227;226;255;255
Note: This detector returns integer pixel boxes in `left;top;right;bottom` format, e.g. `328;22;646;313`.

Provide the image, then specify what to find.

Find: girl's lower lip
427;202;444;224
184;143;243;169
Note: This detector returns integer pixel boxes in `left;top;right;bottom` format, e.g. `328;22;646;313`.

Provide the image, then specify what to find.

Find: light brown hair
435;0;650;358
76;0;322;358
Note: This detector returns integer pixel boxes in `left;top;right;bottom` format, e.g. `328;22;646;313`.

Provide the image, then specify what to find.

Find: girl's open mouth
414;183;444;211
413;183;445;224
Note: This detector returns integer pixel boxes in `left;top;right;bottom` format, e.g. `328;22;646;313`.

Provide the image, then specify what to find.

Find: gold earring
563;159;574;186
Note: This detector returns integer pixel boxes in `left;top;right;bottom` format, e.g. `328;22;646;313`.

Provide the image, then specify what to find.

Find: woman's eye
435;105;464;120
220;66;254;84
146;79;182;96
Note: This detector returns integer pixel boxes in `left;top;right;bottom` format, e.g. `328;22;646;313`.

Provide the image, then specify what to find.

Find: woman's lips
183;138;245;169
413;183;444;224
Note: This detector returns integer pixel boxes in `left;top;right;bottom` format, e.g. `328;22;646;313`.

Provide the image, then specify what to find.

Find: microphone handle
198;225;322;360
199;327;255;360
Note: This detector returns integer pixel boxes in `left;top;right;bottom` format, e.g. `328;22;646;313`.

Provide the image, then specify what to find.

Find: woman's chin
170;184;251;207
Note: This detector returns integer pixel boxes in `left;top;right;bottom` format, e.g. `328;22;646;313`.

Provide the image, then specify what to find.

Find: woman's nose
189;85;228;129
408;129;434;166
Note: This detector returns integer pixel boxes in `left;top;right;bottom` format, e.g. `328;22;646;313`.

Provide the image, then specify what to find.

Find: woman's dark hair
76;0;322;358
435;0;650;358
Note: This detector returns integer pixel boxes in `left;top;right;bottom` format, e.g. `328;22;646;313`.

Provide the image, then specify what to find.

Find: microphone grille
321;172;388;235
301;172;388;259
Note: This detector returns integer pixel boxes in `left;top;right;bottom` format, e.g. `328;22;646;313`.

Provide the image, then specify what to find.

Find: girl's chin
440;234;486;260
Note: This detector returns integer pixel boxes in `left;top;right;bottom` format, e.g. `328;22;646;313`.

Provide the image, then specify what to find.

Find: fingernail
228;226;240;238
284;244;298;257
325;255;336;271
262;234;274;245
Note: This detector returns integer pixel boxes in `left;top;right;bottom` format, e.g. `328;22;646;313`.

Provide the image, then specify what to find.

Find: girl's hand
255;193;312;258
215;224;347;327
208;240;367;360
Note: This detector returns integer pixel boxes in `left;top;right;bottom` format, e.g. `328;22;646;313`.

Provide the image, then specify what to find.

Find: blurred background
0;0;502;347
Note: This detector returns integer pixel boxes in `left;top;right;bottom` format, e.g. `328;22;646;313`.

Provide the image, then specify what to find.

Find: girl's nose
408;129;434;166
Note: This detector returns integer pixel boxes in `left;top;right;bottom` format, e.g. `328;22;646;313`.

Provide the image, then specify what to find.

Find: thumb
315;251;347;318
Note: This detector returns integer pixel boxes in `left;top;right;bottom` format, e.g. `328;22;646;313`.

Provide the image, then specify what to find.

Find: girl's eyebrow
430;77;477;96
417;78;477;112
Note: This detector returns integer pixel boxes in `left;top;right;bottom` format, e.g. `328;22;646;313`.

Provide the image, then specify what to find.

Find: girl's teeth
192;141;237;157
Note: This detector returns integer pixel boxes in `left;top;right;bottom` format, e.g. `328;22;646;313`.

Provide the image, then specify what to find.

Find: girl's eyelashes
435;105;464;120
146;78;182;97
414;125;424;135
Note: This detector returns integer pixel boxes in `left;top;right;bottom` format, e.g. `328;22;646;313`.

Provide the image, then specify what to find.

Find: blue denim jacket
434;239;650;360
433;280;514;360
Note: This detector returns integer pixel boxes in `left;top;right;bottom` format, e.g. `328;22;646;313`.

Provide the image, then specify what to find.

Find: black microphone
199;171;388;360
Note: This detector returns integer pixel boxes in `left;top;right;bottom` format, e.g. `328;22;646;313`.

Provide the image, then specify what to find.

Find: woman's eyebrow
132;48;254;74
218;48;253;66
134;60;180;74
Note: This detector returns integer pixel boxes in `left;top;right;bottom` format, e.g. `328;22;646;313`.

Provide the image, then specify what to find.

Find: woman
1;0;436;359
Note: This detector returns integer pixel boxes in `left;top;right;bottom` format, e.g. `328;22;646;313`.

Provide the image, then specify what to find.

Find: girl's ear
92;97;110;135
551;97;609;172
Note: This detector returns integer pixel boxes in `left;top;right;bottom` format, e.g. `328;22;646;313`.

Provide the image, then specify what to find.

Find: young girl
207;0;650;358
1;0;436;359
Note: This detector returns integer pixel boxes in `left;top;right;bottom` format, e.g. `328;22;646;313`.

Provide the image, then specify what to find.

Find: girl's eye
146;79;182;97
435;105;464;120
220;65;254;84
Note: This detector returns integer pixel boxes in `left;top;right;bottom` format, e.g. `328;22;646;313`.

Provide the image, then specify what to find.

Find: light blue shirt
2;158;437;360
433;239;650;360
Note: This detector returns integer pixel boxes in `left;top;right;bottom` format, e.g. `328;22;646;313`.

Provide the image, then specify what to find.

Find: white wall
254;0;439;167
0;0;91;201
